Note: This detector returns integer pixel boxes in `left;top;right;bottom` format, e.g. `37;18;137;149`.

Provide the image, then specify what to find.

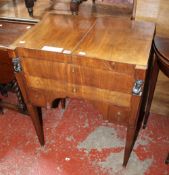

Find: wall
135;0;169;37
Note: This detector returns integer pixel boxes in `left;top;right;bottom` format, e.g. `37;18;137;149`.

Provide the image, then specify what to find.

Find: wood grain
0;21;33;84
0;0;167;116
11;13;96;51
11;14;154;166
73;16;154;66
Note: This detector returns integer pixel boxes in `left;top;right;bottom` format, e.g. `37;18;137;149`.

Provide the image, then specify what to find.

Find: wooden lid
73;17;155;67
12;14;155;68
11;13;96;53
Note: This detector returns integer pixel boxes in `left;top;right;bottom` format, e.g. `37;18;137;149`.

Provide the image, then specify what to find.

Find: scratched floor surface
0;97;169;175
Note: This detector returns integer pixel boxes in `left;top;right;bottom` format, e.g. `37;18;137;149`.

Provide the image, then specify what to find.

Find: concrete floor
0;95;168;175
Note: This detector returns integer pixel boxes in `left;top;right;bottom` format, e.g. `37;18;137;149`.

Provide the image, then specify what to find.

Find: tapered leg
123;82;143;166
24;0;34;16
0;99;3;114
165;153;169;164
143;56;159;128
137;49;155;130
12;80;27;113
61;98;66;109
70;0;79;15
27;103;44;145
123;126;136;166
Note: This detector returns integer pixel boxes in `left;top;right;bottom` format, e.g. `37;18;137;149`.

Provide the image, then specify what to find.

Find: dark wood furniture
23;0;85;16
0;20;34;113
143;36;169;128
166;153;169;164
24;0;36;16
70;0;137;18
23;0;84;16
9;13;155;166
70;0;95;15
23;0;136;18
142;36;169;164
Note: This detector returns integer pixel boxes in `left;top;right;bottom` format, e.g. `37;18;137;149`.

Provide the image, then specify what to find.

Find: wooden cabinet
0;21;33;84
70;0;137;19
9;13;155;166
0;21;34;112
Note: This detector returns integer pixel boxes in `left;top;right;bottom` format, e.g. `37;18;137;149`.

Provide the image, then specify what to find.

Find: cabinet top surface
73;17;155;66
12;13;155;67
12;14;96;52
0;21;33;48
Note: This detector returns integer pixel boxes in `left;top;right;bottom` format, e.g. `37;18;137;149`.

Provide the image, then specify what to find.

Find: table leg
61;99;66;109
70;0;80;15
136;47;155;129
12;80;27;113
24;0;34;16
123;92;142;166
123;126;137;166
0;99;3;114
143;55;159;128
0;82;12;97
27;103;44;145
12;57;44;145
165;153;169;164
70;0;95;15
0;80;27;113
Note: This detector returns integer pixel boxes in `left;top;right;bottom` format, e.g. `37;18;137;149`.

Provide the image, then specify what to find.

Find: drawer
72;55;135;75
65;84;131;108
70;65;134;93
22;58;74;83
25;75;131;108
22;58;134;94
107;105;130;126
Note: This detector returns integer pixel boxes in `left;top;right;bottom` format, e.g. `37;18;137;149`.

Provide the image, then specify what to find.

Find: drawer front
22;58;134;94
65;84;131;108
22;58;74;83
25;75;131;108
107;105;130;126
72;55;135;75
70;65;134;94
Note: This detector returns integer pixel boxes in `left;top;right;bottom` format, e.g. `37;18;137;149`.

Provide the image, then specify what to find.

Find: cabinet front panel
72;55;136;75
22;57;134;94
108;105;130;126
24;75;131;107
22;58;74;83
72;65;134;93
